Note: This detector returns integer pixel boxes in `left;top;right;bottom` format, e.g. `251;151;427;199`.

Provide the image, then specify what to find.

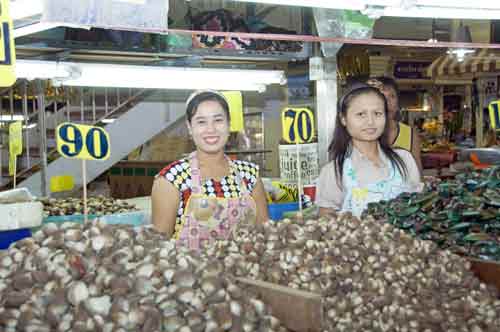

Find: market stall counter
2;166;500;331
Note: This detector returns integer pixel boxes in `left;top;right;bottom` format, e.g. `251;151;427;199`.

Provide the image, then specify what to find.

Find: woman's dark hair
367;76;402;121
185;91;230;123
328;83;408;187
373;76;399;95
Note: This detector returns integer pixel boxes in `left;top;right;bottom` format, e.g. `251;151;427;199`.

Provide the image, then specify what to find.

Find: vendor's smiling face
188;100;230;154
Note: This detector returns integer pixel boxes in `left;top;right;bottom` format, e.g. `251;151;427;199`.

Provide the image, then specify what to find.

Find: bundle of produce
39;196;138;217
206;215;500;331
0;221;287;332
365;166;500;261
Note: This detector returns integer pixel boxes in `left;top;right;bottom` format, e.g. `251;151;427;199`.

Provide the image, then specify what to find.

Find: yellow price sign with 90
489;100;500;130
56;123;111;160
281;107;315;144
0;0;16;87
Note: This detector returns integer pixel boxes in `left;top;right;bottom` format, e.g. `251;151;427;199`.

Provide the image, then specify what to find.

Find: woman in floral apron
152;90;268;250
316;83;422;218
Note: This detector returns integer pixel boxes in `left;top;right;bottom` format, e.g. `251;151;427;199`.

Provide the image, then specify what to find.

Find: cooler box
268;202;299;221
0;201;44;231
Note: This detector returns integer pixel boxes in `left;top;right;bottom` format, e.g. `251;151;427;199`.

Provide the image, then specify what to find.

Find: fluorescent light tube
10;0;44;21
447;49;475;62
415;0;500;10
16;60;76;81
14;22;60;38
0;115;24;121
381;6;500;19
23;123;37;129
16;60;286;92
230;0;366;10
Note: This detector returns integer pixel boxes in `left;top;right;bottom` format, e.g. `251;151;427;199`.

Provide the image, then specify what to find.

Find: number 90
57;123;110;160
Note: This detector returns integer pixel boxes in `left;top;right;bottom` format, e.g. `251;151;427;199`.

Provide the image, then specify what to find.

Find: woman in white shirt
316;83;422;217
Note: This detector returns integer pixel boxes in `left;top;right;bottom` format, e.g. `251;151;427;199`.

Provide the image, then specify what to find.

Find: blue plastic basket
39;211;149;229
0;229;32;250
268;202;299;221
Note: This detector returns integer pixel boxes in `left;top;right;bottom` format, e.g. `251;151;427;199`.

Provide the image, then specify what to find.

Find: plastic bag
42;0;169;32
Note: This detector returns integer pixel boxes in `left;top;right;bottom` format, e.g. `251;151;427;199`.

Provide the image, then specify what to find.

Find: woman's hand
151;177;180;238
319;207;337;217
251;177;269;224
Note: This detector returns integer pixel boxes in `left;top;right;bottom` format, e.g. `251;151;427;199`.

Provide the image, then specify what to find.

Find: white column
311;57;338;168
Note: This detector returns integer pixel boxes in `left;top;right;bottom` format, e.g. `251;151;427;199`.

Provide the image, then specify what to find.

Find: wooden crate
236;258;500;332
237;278;323;332
108;161;169;199
470;258;500;292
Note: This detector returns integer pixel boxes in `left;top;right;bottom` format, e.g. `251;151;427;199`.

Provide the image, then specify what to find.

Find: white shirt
315;146;422;210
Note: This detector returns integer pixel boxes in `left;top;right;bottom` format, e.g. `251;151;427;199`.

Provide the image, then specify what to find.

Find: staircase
0;82;186;197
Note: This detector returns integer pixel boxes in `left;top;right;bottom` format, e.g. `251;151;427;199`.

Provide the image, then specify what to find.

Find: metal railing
0;80;150;189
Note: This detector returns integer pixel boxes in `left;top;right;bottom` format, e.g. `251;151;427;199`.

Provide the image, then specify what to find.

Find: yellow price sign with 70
56;123;111;160
281;107;315;144
489;100;500;130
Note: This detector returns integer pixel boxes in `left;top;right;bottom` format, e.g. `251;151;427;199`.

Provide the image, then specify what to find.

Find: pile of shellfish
0;221;287;332
39;196;138;217
365;166;500;261
206;214;500;331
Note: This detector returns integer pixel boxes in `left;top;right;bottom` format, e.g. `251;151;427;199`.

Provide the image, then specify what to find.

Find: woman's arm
315;163;344;214
399;150;423;192
151;177;180;238
251;177;269;224
411;129;423;176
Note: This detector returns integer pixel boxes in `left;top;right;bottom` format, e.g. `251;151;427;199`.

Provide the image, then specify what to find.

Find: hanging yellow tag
9;121;22;156
8;153;15;175
0;0;16;87
488;100;500;130
50;175;75;192
222;91;244;132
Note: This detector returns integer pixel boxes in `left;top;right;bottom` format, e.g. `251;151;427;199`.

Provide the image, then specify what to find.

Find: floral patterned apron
341;156;409;217
177;152;257;250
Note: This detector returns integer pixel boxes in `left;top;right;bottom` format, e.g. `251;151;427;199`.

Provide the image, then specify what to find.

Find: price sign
8;121;22;177
281;108;315;144
0;0;16;87
489;100;500;130
56;123;111;160
50;175;75;192
9;121;22;155
222;91;244;132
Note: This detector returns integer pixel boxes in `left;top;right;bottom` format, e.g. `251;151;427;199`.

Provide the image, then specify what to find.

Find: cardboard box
145;136;194;161
109;161;170;199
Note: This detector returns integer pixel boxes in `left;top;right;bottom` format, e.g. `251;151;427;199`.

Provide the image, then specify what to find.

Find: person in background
316;83;422;217
151;90;268;250
367;77;423;172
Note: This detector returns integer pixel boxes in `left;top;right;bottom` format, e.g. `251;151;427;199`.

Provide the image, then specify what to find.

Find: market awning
426;49;500;78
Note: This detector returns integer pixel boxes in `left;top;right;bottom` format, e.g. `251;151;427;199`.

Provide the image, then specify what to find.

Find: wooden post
296;141;303;218
82;159;88;223
35;80;48;197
